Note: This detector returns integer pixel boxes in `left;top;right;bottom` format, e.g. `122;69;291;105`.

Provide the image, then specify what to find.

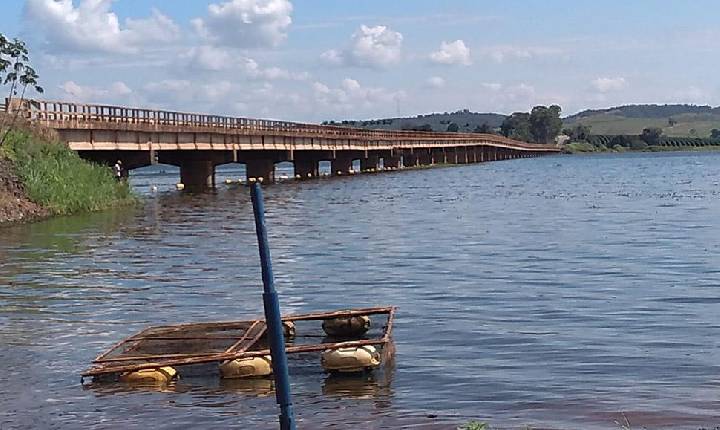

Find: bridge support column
456;147;468;164
469;147;478;163
180;160;215;190
294;158;319;179
431;149;446;164
246;159;275;182
402;152;417;168
414;150;430;166
331;156;353;175
382;155;400;170
360;153;379;172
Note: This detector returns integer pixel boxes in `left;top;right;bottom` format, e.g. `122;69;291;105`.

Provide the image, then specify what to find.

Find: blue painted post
250;181;296;430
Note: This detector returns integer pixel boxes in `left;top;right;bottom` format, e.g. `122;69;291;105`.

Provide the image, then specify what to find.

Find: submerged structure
82;307;395;382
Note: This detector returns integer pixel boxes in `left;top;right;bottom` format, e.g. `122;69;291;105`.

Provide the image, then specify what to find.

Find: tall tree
500;112;531;142
529;105;562;144
0;34;43;145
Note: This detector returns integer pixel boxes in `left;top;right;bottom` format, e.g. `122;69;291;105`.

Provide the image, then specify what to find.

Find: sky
1;0;719;122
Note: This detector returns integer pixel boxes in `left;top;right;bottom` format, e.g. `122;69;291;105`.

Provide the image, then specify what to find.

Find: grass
0;130;135;216
564;112;720;138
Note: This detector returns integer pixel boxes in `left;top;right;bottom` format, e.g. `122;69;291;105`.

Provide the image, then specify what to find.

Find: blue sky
2;0;719;122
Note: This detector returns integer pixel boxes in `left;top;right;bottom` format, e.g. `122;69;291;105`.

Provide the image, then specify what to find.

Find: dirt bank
0;156;48;225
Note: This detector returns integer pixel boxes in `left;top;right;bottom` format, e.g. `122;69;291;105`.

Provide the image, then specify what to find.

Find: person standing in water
113;160;123;181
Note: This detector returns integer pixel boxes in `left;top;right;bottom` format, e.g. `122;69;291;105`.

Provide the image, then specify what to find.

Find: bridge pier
331;156;353;175
382;155;401;169
414;149;430;166
431;148;446;164
180;160;215;189
246;159;276;182
403;152;418;168
294;158;319;179
360;153;379;172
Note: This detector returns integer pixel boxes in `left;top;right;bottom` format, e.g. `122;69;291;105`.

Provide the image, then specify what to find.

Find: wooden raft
83;306;395;378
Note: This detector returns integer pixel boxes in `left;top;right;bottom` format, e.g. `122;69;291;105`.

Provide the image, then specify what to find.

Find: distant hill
564;104;720;137
323;109;506;133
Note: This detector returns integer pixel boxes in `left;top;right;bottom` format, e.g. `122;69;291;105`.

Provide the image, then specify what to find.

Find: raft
82;306;395;384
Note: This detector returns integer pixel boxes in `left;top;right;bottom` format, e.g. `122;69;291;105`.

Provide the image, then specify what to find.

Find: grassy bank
562;141;720;154
0;130;135;219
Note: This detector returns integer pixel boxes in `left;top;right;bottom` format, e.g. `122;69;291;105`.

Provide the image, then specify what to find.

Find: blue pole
250;181;296;430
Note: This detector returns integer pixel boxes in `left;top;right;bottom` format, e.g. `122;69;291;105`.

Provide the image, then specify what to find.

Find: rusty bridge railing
14;99;560;151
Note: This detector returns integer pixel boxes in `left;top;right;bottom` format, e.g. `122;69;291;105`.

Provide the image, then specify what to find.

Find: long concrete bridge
18;100;560;188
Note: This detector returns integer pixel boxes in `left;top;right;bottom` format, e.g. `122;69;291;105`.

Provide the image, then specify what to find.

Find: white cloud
312;78;405;113
426;76;446;88
180;45;309;80
481;82;502;91
192;0;293;48
591;77;627;93
429;40;471;66
480;45;563;63
24;0;180;54
59;80;132;101
321;25;403;68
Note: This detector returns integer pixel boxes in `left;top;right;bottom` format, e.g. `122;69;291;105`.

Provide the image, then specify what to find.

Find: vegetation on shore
0;130;135;219
562;124;720;154
563;104;720;137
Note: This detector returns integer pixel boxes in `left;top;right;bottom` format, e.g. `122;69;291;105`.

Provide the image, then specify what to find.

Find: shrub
1;130;135;215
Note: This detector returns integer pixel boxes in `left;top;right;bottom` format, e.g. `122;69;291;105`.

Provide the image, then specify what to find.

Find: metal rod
250;181;296;430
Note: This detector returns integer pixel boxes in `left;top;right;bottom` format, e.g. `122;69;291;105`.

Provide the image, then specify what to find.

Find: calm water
2;152;720;429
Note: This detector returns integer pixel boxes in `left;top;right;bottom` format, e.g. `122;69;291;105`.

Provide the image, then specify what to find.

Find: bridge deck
20;100;559;153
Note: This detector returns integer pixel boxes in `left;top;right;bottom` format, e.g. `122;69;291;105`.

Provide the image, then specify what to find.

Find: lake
2;152;720;429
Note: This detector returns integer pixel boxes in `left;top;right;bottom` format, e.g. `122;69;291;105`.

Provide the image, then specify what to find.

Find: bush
1;131;135;215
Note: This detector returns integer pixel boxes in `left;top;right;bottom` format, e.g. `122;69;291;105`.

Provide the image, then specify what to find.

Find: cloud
320;25;403;68
426;76;446;89
429;40;471;66
479;45;563;63
591;77;627;93
24;0;180;54
192;0;293;48
180;45;309;80
481;82;502;91
59;80;132;101
312;78;405;113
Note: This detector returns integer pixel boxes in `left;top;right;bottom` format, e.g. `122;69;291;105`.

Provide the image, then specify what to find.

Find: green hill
564;104;720;137
323;109;506;133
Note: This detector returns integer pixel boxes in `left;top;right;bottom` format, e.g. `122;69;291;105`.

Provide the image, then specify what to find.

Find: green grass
564;112;720;137
0;130;135;216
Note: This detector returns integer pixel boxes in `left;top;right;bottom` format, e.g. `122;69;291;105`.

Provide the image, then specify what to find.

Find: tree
473;123;492;134
446;122;459;132
0;33;43;145
668;117;677;127
640;127;663;145
610;135;633;148
566;123;592;141
711;129;720;139
500;112;531;141
529;105;562;144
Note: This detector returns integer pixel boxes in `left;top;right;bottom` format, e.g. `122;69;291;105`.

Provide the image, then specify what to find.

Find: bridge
15;100;560;189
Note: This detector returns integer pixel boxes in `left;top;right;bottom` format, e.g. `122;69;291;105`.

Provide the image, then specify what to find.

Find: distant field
564;112;720;137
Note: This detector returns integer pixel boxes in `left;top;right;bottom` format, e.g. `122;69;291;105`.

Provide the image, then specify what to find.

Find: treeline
568;125;720;150
567;104;720;121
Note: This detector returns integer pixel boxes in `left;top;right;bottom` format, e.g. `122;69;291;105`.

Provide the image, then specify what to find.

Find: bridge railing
18;99;558;150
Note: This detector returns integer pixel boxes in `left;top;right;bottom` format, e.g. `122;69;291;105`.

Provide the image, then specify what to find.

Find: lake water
2;152;720;429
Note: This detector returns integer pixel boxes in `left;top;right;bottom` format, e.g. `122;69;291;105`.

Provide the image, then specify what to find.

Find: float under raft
82;306;395;380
